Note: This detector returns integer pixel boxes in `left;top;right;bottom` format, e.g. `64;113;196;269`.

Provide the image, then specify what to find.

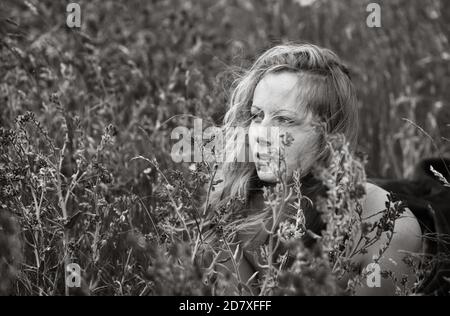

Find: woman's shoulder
363;182;421;231
363;182;391;214
361;181;423;258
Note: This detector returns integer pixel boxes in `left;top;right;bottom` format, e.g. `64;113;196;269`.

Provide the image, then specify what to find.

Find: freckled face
249;72;320;183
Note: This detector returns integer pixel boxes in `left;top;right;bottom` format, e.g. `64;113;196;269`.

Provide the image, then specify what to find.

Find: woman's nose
254;125;280;148
256;136;271;146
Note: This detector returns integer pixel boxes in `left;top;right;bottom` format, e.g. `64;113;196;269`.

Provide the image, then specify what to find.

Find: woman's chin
256;168;278;183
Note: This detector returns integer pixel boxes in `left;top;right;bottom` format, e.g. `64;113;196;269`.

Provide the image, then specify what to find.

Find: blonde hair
208;43;359;242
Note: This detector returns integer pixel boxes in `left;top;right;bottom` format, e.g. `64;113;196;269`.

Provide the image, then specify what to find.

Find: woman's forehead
252;72;312;114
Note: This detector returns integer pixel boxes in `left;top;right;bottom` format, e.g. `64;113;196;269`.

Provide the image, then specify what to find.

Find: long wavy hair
207;43;359;246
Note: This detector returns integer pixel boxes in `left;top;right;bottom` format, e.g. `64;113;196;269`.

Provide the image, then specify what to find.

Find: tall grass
0;0;449;295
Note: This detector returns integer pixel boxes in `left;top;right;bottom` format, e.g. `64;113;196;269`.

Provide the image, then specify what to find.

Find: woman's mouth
256;152;273;161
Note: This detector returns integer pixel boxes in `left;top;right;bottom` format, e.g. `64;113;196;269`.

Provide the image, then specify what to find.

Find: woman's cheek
285;133;314;173
248;124;257;160
285;141;302;170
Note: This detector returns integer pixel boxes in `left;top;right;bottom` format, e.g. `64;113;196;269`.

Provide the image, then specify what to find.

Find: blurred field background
0;0;449;295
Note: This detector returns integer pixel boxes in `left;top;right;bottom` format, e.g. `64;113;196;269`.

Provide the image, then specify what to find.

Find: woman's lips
256;152;273;160
255;148;280;162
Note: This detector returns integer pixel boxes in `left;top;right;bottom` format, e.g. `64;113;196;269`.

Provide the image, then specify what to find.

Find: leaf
65;211;83;229
233;244;240;262
246;271;260;285
430;165;450;187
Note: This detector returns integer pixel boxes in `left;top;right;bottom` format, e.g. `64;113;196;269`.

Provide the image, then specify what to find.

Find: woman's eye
251;111;263;122
276;116;295;124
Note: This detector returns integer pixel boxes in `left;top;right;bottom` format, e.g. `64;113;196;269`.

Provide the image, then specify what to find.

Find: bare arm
351;184;423;296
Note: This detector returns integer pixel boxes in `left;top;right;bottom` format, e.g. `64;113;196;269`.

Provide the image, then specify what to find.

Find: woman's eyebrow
251;106;304;119
272;109;299;116
250;106;263;115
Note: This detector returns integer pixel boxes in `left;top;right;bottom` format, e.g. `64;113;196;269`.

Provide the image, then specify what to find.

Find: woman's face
249;71;320;183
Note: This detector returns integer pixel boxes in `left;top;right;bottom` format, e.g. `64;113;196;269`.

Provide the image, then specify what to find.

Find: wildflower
188;164;197;172
165;184;175;193
278;220;305;242
0;128;14;147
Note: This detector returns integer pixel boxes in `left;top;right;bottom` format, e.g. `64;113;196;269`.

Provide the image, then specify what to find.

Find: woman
207;43;423;295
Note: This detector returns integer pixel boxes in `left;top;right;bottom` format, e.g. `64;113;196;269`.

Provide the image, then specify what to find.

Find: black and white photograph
1;0;450;300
